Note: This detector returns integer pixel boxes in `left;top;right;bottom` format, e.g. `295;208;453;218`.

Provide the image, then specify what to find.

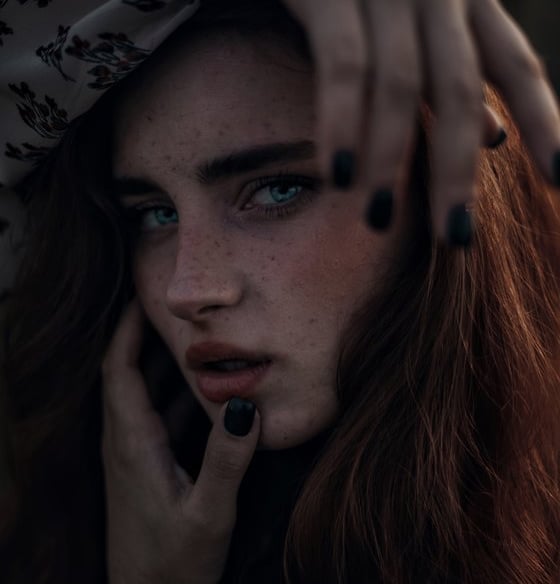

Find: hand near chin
101;297;260;584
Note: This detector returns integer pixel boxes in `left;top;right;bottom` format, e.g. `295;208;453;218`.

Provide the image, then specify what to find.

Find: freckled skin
113;30;409;450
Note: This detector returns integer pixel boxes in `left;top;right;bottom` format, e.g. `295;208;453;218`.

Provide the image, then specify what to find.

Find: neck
220;425;336;584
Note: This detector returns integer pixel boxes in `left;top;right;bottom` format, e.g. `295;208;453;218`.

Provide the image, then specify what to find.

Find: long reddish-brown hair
1;1;559;582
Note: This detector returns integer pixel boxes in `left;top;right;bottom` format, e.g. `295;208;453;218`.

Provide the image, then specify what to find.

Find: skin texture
113;29;410;451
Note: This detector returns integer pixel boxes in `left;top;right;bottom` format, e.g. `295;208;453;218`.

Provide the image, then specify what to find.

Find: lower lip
194;361;272;403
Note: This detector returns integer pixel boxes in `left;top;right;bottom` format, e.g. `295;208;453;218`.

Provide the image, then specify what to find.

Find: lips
194;361;272;403
185;341;273;403
185;341;272;370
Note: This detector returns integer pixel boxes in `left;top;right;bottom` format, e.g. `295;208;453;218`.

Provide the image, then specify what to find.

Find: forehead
113;29;316;172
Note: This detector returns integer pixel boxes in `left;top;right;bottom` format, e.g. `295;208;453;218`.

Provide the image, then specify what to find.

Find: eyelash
124;172;321;229
247;173;319;219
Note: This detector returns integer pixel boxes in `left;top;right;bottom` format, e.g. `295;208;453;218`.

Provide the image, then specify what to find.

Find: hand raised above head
101;297;261;584
281;0;560;246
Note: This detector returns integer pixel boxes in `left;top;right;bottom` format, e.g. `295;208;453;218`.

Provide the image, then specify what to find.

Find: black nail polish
447;204;473;248
224;398;256;437
331;150;355;189
366;189;394;231
488;128;508;150
553;151;560;187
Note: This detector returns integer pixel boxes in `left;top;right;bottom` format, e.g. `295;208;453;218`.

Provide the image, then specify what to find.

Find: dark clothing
219;427;335;584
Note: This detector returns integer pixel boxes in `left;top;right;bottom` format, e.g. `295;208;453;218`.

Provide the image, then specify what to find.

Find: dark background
505;0;560;92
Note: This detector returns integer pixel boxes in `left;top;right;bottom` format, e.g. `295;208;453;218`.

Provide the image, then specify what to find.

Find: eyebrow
113;140;316;196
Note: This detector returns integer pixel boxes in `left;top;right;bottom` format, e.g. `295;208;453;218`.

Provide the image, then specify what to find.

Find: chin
256;413;334;451
256;432;310;451
202;395;338;450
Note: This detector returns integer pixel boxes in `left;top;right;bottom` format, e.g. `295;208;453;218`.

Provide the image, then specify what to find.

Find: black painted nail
331;150;355;189
553;151;560;187
224;398;256;437
366;189;394;231
488;128;508;150
447;204;473;248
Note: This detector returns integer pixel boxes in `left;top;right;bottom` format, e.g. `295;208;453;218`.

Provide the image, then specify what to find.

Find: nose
165;226;243;322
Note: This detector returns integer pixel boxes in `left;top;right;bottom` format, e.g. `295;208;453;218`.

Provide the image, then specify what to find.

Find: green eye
245;174;320;220
126;205;178;231
124;173;321;231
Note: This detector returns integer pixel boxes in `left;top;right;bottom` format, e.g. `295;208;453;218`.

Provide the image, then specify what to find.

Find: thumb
187;398;260;523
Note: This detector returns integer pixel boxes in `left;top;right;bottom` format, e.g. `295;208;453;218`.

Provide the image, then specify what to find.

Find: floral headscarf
0;0;201;304
0;0;201;188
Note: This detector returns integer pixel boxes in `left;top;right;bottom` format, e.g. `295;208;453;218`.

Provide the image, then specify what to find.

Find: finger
282;0;368;188
101;298;176;491
419;0;484;245
102;298;163;439
422;68;505;149
482;103;507;149
187;398;260;531
361;0;421;231
469;0;560;185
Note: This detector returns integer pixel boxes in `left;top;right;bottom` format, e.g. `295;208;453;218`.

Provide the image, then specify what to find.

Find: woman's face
113;29;409;450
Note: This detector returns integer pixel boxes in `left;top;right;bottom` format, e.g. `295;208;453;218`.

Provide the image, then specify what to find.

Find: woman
1;1;560;583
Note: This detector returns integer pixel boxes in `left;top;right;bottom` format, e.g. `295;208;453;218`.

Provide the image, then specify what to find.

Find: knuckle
448;75;480;104
514;49;547;80
379;69;420;107
111;440;135;469
185;506;234;540
321;33;367;82
206;446;245;482
104;430;139;469
184;506;211;532
440;75;483;116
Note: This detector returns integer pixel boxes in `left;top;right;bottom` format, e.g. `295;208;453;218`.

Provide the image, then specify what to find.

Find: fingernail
331;149;355;189
366;189;393;231
447;204;473;248
553;151;560;187
224;398;256;437
488;128;508;150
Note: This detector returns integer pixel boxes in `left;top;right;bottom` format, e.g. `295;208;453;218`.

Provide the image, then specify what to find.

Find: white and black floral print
0;0;201;308
65;32;152;90
0;0;200;187
36;25;76;82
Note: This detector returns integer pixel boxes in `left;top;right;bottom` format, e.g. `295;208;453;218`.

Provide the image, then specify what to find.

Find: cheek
132;249;173;330
285;204;384;311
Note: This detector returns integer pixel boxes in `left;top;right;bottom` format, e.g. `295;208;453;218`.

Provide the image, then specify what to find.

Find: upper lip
185;341;272;371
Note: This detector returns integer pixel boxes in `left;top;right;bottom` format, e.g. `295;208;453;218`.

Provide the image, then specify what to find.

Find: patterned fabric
0;0;201;187
0;0;201;302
